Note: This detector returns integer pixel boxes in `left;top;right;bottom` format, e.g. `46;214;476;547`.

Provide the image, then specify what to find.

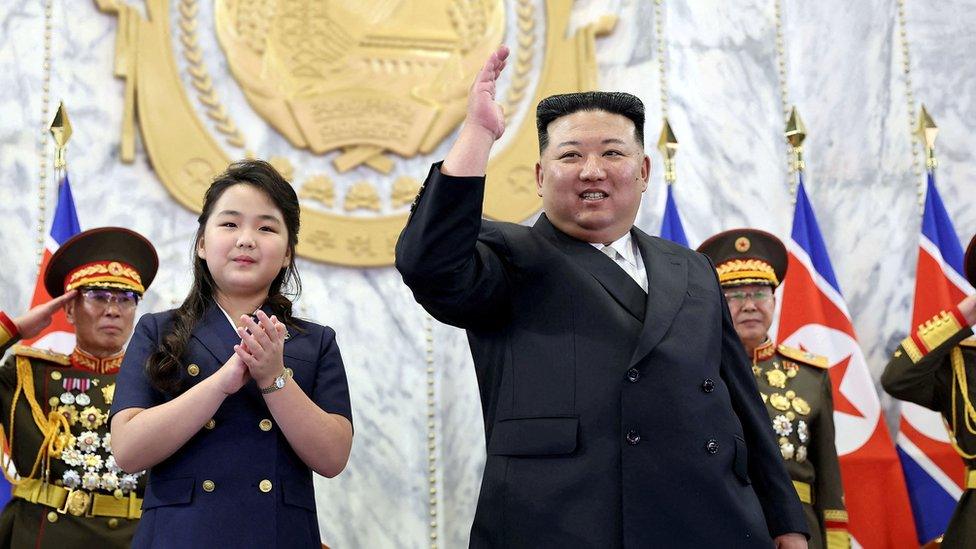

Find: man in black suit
396;46;808;548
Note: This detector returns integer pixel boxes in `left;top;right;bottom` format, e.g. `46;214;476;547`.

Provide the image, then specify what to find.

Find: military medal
77;430;101;453
75;392;91;406
57;404;78;426
779;438;795;460
791;397;811;416
797;420;809;443
766;369;788;389
59;391;76;405
796;445;808;462
79;406;106;430
769;393;791;411
773;414;793;437
101;471;120;491
82;471;101;491
101;383;116;405
62;470;81;489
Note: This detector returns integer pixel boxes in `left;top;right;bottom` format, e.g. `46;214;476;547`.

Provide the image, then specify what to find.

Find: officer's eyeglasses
79;289;140;310
723;289;774;304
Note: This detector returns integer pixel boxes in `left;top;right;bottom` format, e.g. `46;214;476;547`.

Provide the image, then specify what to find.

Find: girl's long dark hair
146;159;302;395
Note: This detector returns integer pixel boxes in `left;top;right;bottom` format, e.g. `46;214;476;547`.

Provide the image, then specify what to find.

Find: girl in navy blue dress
110;160;353;548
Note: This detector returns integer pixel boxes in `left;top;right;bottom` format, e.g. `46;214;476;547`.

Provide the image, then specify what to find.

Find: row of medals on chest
48;373;144;497
754;360;812;463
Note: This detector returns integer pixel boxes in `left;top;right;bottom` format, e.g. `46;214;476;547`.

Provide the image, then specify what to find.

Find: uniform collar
753;339;776;362
70;347;124;374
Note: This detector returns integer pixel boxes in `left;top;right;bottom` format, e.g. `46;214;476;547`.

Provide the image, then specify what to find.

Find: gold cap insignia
735;237;751;252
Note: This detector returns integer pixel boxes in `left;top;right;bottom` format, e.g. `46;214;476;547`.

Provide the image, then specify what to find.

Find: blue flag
659;185;688;247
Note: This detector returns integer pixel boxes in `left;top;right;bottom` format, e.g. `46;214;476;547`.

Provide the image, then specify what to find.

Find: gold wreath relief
95;0;616;267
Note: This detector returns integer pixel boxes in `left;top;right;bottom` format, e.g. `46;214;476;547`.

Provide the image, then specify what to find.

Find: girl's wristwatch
261;368;293;394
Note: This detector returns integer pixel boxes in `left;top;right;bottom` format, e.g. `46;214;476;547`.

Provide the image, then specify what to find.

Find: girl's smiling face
197;183;291;299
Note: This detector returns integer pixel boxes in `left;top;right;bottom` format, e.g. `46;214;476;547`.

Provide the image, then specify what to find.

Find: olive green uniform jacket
752;340;850;549
882;307;976;548
0;311;142;548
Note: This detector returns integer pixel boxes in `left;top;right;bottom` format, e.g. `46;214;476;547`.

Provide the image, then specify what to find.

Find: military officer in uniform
882;233;976;548
0;227;158;548
699;228;850;549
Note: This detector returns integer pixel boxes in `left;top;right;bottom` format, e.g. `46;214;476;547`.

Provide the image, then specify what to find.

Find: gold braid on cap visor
64;261;145;294
716;259;778;287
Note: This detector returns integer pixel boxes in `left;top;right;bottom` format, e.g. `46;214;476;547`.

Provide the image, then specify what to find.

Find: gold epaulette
777;344;829;368
11;345;70;366
960;337;976;349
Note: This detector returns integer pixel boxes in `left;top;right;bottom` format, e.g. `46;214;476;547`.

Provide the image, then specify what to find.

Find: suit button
626;368;641;383
259;419;273;431
47;511;58;523
259;479;273;493
202;480;215;492
626;430;641;445
49;396;60;408
705;439;719;454
204;419;216;430
50;371;62;381
701;379;715;393
107;518;120;529
187;364;200;376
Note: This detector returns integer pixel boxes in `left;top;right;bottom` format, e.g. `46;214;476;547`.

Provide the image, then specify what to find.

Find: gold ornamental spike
49;102;73;169
657;118;678;159
658;118;678;184
916;104;938;171
785;106;806;173
784;106;806;148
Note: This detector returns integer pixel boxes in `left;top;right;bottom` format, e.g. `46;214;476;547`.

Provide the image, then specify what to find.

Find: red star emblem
797;344;864;418
826;354;864;418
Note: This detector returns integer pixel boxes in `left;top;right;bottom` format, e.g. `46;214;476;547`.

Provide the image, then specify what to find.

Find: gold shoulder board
959;337;976;348
777;344;830;369
11;345;70;366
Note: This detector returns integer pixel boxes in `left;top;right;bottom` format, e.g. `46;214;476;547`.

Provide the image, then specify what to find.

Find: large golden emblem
96;0;615;266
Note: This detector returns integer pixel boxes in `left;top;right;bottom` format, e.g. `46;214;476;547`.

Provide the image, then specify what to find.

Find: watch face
274;377;284;389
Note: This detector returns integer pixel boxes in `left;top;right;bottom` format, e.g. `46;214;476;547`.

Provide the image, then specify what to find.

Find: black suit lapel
629;229;687;367
534;215;646;322
191;303;240;363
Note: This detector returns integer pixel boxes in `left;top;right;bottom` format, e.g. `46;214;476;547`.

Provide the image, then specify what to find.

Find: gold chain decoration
654;0;668;118
35;0;55;268
501;0;536;121
424;314;439;548
895;0;925;212
948;347;976;458
772;0;797;198
179;0;246;149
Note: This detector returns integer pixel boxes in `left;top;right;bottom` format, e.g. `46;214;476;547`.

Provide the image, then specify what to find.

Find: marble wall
1;1;974;547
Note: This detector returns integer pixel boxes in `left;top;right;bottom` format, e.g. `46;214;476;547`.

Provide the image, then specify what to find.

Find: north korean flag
895;171;973;544
775;174;917;548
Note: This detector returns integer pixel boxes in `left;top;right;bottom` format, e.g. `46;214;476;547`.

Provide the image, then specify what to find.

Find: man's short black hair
536;91;645;153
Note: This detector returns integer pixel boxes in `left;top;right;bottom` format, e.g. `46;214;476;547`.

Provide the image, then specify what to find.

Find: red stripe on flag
21;249;74;349
900;417;966;490
912;251;968;327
